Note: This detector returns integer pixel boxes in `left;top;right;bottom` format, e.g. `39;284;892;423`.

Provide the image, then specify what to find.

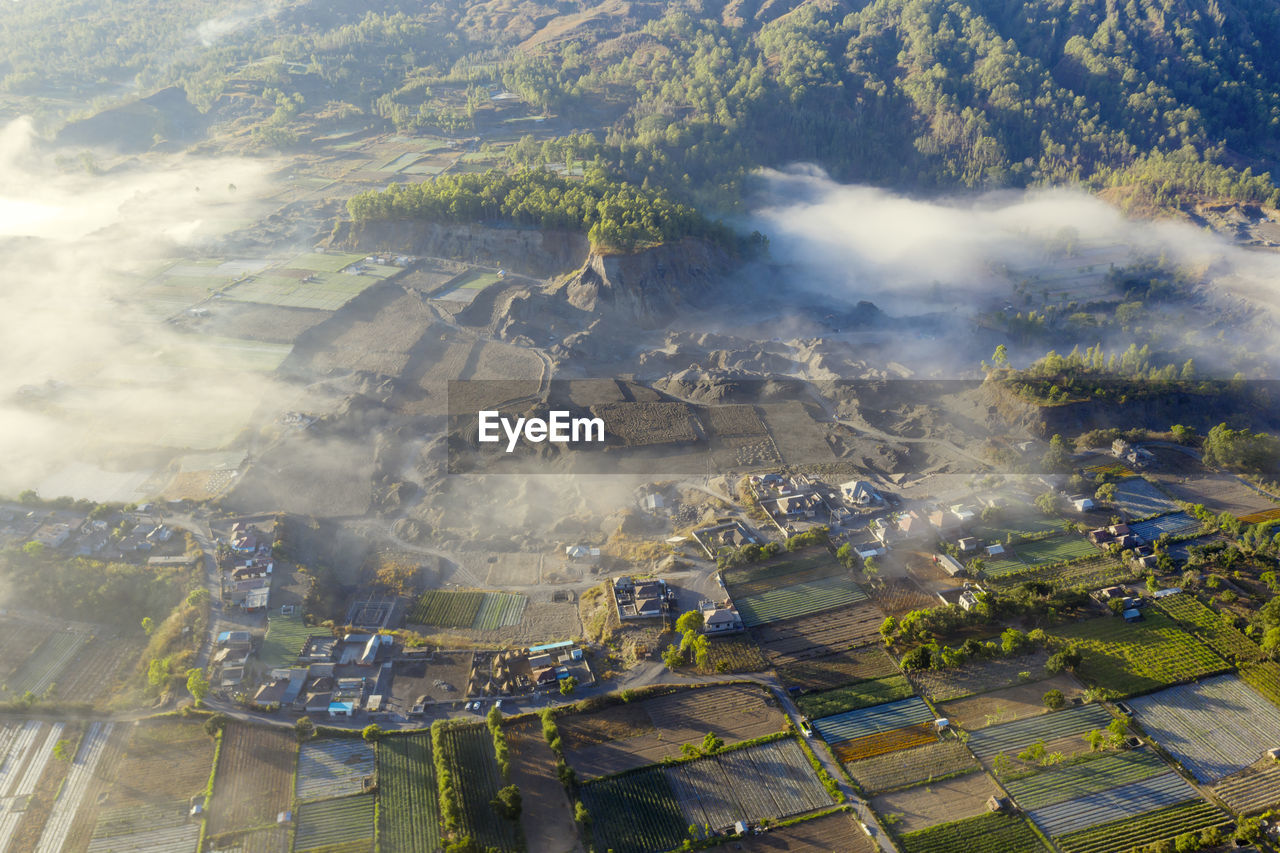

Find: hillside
7;0;1280;211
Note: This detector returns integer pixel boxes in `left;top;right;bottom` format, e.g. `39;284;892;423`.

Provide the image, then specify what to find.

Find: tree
559;676;578;696
1042;435;1071;473
691;634;710;670
204;713;230;737
186;588;210;607
1000;628;1029;656
295;716;315;741
701;731;724;754
1045;647;1081;675
662;644;684;670
836;543;855;568
22;541;45;558
1043;689;1065;709
490;784;522;820
574;801;590;825
675;610;704;634
900;646;933;671
186;668;210;706
140;616;154;636
1094;482;1117;504
992;345;1009;368
362;723;383;742
863;557;880;585
1034;491;1062;516
52;738;74;762
147;657;169;690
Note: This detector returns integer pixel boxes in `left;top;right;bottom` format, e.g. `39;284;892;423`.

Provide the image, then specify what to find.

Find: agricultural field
965;703;1113;761
409;590;483;627
224;269;384;311
846;740;978;794
703;638;769;673
777;646;901;693
296;738;376;802
1111;477;1177;517
663;738;833;830
970;514;1064;542
896;811;1049;853
0;619;52;687
871;770;1001;833
1240;661;1280;707
1083;462;1135;479
436;269;506;302
409;590;527;630
734;575;868;628
721;549;840;592
980;556;1030;578
506;719;578;853
833;724;937;762
1053;800;1227;853
1126;674;1280;783
260;610;313;669
92;718;216;815
812;697;935;745
50;635;138;706
1;630;88;697
0;721;65;851
33;721;114;853
378;734;440;853
1011;534;1097;566
703;404;767;437
1212;760;1280;814
937;673;1086;730
1003;748;1167;811
868;577;939;617
563;685;787;779
283;251;365;273
207;723;298;836
439;724;522;853
795;675;914;719
1239;506;1280;523
710;809;875;852
986;556;1132;592
1050;612;1228;696
1027;771;1203;837
294;794;375;852
578;768;687;853
750;600;886;666
906;651;1051;702
1129;511;1201;541
472;592;527;630
1155;593;1261;662
87;804;200;853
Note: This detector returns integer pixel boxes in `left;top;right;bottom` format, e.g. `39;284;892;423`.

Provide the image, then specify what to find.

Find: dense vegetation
10;0;1280;210
347;168;734;250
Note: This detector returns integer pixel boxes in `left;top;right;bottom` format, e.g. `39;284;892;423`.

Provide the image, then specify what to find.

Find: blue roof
528;640;575;653
329;701;355;712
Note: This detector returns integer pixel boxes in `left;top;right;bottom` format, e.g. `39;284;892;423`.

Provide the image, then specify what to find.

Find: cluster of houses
251;630;397;717
1112;439;1155;469
0;504;181;561
692;520;759;558
871;504;979;547
224;522;273;613
501;640;592;694
1089;523;1161;568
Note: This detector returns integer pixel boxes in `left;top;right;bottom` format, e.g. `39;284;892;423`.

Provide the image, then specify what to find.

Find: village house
839;480;883;507
701;607;744;634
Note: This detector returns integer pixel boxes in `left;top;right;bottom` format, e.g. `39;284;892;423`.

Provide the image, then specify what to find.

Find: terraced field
1053;800;1227;853
812;697;934;744
1127;674;1280;783
294;794;375;851
296;738;376;801
1050;612;1228;696
795;675;914;719
1154;593;1261;662
966;704;1112;760
1004;748;1166;811
735;575;868;627
896;811;1049;853
846;740;978;793
1028;771;1199;836
1212;761;1280;814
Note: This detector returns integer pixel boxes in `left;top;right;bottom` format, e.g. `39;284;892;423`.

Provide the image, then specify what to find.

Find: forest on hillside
4;0;1280;210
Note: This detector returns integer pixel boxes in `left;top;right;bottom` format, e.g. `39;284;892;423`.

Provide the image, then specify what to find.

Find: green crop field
440;724;522;852
1053;800;1227;853
1004;749;1166;811
970;515;1065;543
987;556;1132;591
223;269;380;310
453;270;504;290
472;593;527;630
735;575;868;627
260;611;313;669
897;811;1049;853
722;548;837;590
410;590;485;628
294;794;375;851
378;734;440;853
580;769;687;853
795;675;914;719
1154;593;1262;662
1013;534;1097;566
1240;661;1280;708
1049;612;1229;697
283;251;365;272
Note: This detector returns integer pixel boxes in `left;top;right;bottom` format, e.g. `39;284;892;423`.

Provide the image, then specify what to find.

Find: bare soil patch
726;810;876;852
938;673;1087;730
507;719;583;853
752;601;886;666
870;771;1001;833
906;651;1051;703
207;723;298;835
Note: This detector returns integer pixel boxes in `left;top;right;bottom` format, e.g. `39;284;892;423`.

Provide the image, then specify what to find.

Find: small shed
1122;608;1143;623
